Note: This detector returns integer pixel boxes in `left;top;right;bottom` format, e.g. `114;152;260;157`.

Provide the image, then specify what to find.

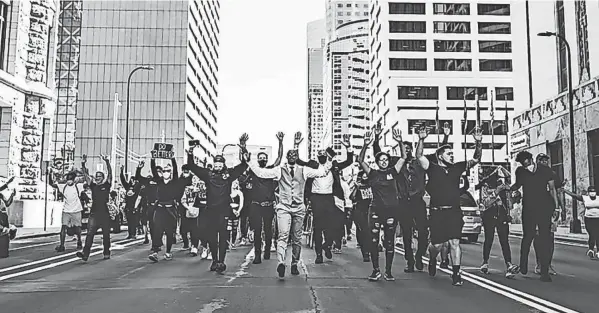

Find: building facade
370;1;516;175
307;19;325;160
326;0;369;42
73;0;219;175
0;0;58;201
510;0;599;222
322;19;370;159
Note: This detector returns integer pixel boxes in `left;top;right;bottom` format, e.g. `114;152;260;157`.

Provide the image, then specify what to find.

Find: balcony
511;76;599;132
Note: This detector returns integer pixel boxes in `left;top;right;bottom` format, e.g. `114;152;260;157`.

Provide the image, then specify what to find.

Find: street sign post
151;143;174;159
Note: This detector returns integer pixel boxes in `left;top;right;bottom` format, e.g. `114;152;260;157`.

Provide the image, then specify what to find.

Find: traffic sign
151;143;174;159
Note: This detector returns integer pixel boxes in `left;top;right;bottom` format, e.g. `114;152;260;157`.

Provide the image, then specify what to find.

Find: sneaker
342;238;347;247
55;245;65;252
587;249;596;259
368;269;382;281
271;241;277;252
452;273;463;286
534;265;541;275
506;264;520;278
201;248;209;259
103;252;111;260
395;238;402;247
253;255;262;264
347;235;352;241
190;247;199;257
164;253;173;261
264;251;271;260
428;258;437;277
415;258;424;272
540;274;552;282
77;241;83;250
149;252;159;263
480;263;489;274
216;262;226;274
143;237;150;244
291;264;300;276
324;246;333;260
404;264;415;273
315;255;324;264
549;265;557;276
210;261;218;271
277;263;286;278
72;236;77;242
207;253;213;261
76;251;88;262
440;259;449;270
333;248;342;254
362;255;371;262
378;244;383;252
384;271;395;281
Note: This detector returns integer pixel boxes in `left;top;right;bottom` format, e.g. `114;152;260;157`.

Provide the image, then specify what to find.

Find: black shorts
429;207;463;245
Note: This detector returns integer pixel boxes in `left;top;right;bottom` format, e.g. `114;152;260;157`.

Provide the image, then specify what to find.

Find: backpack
62;184;81;202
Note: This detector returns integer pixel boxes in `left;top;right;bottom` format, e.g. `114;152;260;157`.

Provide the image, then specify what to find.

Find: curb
16;231;61;240
509;231;587;245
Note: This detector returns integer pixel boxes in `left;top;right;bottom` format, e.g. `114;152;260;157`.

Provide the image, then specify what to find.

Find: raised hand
472;126;483;142
374;124;382;137
138;160;145;168
418;127;429;140
294;132;304;146
364;131;373;146
239;133;249;148
276;132;284;142
392;128;403;142
82;154;87;163
443;122;451;136
341;134;351;147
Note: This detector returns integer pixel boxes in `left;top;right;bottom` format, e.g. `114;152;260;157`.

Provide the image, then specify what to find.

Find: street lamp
125;65;154;174
537;31;581;233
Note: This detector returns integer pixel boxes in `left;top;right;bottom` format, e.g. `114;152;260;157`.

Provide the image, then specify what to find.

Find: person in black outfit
120;166;141;239
186;135;249;273
358;129;407;281
136;161;161;245
77;154;113;261
510;151;560;282
238;170;253;245
176;165;194;249
349;170;373;262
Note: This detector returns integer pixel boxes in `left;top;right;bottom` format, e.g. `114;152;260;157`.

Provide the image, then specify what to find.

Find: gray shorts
62;212;82;228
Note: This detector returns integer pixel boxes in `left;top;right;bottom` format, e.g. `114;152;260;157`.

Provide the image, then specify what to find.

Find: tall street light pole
538;31;581;233
125;65;154;175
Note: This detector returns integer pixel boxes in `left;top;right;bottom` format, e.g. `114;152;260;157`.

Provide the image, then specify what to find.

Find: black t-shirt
353;185;373;212
368;168;400;208
426;161;467;207
515;165;555;211
90;181;111;213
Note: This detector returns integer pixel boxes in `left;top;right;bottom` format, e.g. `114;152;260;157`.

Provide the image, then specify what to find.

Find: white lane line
0;238;135;274
395;247;579;313
9;240;61;251
226;247;254;283
197;298;228;313
0;239;144;282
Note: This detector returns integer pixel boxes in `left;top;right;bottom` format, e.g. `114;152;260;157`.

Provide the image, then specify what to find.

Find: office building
307;18;325;160
510;0;599;221
72;0;220;174
326;0;370;42
370;1;516;176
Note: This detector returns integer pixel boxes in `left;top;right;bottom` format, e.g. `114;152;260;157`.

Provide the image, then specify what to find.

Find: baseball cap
536;153;549;160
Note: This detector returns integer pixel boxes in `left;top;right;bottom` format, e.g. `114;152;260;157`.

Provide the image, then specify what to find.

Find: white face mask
527;164;535;172
589;192;597;198
163;172;172;180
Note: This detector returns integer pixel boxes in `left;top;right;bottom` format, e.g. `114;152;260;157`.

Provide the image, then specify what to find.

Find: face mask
527;164;535;172
258;160;268;168
182;172;190;178
163;172;172;180
318;156;327;164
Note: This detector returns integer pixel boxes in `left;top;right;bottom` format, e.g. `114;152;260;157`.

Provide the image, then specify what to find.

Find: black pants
204;208;230;262
229;216;240;244
585;217;599;250
332;207;346;249
311;194;336;255
482;215;512;264
240;202;250;238
369;207;398;271
399;198;428;265
249;203;275;255
520;212;552;275
345;206;353;237
353;208;370;257
535;231;554;265
181;217;198;247
151;207;177;253
125;208;138;238
83;213;111;256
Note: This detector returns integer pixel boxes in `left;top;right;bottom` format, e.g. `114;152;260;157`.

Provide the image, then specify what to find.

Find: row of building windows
406;119;509;135
390;21;511;34
390;39;511;53
398;86;514;101
337;3;369;9
389;58;512;72
389;3;510;16
337;11;369;16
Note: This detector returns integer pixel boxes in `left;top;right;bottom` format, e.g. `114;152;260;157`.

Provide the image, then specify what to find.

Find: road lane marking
0;239;143;282
9;240;61;251
197;298;228;313
395;247;579;313
508;235;587;248
226;247;254;283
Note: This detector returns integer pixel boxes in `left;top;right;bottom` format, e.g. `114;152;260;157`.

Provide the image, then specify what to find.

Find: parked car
423;190;482;243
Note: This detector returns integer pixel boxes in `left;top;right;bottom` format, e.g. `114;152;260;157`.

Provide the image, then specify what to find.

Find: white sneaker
207;253;213;260
587;249;596;259
549;265;557;276
201;248;209;259
190;247;198;257
164;253;173;261
480;263;489;274
271;241;276;252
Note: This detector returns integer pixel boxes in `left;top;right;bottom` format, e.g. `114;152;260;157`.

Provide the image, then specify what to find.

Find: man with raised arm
358;129;406;281
136;160;160;245
186;134;249;274
416;126;483;286
76;154;113;261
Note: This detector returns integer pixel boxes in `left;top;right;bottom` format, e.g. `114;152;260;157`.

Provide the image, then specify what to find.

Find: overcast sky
216;0;324;153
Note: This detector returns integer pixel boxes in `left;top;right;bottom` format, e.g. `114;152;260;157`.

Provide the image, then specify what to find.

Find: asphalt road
0;231;594;313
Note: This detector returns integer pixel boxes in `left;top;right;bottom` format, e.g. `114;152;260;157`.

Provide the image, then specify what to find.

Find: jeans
180;217;198;247
353;208;370;257
520;211;552;275
151;207;177;253
535;231;554;266
482;214;512;264
276;203;306;265
83;213;111;256
249;203;275;255
311;194;336;255
203;207;230;262
399;198;428;265
125;208;138;238
369;207;398;271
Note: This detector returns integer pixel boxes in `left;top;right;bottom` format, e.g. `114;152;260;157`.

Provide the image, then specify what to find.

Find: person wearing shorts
50;170;85;252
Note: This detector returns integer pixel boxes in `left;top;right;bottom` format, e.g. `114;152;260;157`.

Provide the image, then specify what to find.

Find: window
389;2;426;14
433;3;470;15
495;87;513;100
390;39;426;52
337;12;343;16
390;58;427;71
398;86;439;100
478;22;511;34
408;120;452;134
364;4;369;8
434;22;470;33
346;12;351;16
478;3;510;15
434;40;471;52
338;20;344;25
548;140;564;189
364;11;369;16
434;59;472;71
462;120;507;136
0;2;9;70
346;3;351;7
389;21;426;33
337;3;343;8
447;87;487;100
479;41;512;53
479;59;512;72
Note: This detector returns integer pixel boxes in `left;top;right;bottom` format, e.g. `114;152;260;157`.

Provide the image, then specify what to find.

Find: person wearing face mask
563;186;599;260
228;180;244;250
176;165;194;249
417;126;483;286
358;129;406;281
350;170;373;262
120;166;141;240
147;156;187;262
136;161;161;245
186;134;249;273
76;154;113;261
510;151;560;282
245;132;284;264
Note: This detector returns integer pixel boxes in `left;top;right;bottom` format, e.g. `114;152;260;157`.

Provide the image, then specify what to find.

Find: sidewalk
15;227;62;240
510;224;588;244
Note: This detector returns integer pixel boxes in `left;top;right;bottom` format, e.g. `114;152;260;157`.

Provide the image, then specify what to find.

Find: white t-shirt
57;183;84;213
582;195;599;218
